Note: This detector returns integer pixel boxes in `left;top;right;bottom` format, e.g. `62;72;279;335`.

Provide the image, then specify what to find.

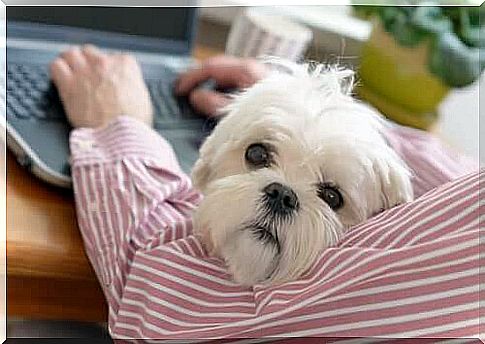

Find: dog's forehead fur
204;68;389;185
217;67;385;146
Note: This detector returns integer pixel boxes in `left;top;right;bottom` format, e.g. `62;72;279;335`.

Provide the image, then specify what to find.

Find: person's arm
51;45;201;317
70;116;200;316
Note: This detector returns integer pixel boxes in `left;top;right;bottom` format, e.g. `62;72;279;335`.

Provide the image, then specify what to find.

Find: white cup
225;8;313;61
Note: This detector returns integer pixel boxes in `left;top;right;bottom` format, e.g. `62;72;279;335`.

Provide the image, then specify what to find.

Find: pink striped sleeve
69;116;201;328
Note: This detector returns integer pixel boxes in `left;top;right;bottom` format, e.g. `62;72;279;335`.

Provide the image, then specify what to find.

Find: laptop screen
7;6;197;54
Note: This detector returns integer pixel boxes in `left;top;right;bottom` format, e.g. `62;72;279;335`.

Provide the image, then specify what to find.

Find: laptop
4;6;214;188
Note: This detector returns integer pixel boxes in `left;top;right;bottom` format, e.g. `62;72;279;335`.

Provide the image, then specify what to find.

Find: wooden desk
7;46;219;322
7;152;108;322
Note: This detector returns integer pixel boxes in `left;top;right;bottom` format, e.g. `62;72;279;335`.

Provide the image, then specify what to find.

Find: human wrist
69;115;173;168
73;113;153;131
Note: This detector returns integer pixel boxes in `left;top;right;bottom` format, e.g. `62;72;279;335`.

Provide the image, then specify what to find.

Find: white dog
192;60;413;286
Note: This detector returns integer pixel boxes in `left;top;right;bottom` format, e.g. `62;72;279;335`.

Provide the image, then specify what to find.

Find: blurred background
198;3;483;163
197;1;485;165
6;2;483;340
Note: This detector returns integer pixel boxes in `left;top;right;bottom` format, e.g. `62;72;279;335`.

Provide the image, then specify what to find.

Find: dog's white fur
192;60;413;286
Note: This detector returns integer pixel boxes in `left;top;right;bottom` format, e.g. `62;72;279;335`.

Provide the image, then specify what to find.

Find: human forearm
70;115;200;316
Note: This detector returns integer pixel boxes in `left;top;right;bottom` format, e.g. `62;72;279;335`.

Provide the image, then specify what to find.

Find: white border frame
1;1;482;342
0;0;5;341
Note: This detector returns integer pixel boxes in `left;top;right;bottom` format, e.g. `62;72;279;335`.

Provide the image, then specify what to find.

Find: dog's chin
193;172;345;286
193;173;283;286
222;222;281;286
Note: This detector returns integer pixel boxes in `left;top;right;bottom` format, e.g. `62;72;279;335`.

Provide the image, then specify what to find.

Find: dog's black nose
263;182;298;213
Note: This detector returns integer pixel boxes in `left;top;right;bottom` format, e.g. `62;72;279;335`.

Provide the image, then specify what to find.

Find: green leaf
459;25;485;48
428;32;484;87
381;7;427;47
456;7;485;47
411;7;452;35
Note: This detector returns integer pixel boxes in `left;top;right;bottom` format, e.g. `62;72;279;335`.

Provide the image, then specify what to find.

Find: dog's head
192;60;413;286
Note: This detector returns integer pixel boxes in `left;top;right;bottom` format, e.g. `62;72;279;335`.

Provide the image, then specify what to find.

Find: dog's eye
245;143;270;168
317;184;343;210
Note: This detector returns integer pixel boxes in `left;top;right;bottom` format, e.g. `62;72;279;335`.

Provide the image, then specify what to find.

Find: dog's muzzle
263;182;299;216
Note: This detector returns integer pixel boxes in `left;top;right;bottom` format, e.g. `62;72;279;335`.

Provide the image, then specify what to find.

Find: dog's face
192;62;413;286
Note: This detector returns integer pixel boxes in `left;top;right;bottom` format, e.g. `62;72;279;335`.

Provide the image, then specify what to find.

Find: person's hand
175;55;268;117
50;45;153;128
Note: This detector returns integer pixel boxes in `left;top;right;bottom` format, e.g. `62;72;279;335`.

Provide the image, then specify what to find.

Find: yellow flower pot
357;22;450;130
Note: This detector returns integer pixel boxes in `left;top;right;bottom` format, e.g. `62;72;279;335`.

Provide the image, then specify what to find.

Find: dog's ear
191;134;217;192
191;156;211;192
375;150;414;209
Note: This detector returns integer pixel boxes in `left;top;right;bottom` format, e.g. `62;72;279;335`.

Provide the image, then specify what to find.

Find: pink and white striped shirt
70;116;482;342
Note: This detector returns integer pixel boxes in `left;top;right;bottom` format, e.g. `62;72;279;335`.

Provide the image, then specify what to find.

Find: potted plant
353;5;484;130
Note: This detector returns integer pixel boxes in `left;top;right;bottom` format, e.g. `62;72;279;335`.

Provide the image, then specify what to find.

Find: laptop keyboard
7;64;64;120
6;62;199;125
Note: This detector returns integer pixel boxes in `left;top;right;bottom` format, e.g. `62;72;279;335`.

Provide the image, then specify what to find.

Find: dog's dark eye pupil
245;143;270;167
318;185;343;210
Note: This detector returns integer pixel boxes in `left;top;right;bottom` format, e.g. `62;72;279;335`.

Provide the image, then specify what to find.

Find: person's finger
175;55;254;95
235;60;267;88
113;52;141;73
175;64;212;95
60;47;87;71
82;44;106;63
189;89;232;117
112;52;136;63
50;57;72;90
